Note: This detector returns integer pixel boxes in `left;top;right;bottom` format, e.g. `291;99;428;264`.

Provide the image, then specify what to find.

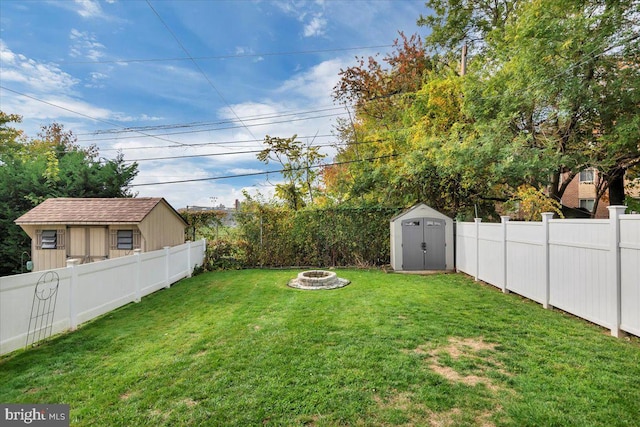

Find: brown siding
22;225;67;272
108;225;142;258
137;201;185;250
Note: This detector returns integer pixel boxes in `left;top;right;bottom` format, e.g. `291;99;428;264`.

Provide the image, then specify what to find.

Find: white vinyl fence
456;207;640;338
0;240;206;356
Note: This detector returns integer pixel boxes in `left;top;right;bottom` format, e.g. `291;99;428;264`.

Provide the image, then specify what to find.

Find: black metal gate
401;217;446;270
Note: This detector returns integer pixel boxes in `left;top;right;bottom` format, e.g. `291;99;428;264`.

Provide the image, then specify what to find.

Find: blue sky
1;0;430;209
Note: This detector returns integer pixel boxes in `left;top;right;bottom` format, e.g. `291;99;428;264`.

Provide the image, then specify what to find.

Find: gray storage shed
390;203;454;271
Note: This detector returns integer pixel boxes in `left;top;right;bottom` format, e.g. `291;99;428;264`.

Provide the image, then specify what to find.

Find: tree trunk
548;169;562;202
608;170;626;206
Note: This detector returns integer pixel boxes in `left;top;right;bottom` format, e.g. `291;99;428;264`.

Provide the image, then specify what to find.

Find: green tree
419;0;640;213
257;134;326;209
0;112;139;276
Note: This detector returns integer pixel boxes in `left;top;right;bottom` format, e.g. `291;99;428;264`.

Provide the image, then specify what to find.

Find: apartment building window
580;169;595;183
579;199;595;212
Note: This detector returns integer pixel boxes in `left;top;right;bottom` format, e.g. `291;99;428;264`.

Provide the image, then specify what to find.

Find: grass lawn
1;270;639;426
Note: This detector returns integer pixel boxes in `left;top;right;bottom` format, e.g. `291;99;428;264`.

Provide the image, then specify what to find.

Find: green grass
1;270;639;426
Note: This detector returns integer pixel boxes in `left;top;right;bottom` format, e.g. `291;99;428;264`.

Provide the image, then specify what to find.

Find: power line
125;140;374;162
77;112;346;142
60;45;395;65
145;0;258;141
78;106;344;136
130;154;398;187
0;85;190;146
98;134;336;151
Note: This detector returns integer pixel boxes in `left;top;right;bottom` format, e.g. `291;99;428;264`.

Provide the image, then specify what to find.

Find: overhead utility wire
61;45;395;65
98;133;336;151
0;85;189;146
125;140;372;162
77;112;346;142
145;0;258;141
79;106;345;135
130;154;398;187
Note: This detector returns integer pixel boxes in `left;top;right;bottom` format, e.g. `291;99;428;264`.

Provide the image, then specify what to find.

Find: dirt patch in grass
398;337;512;426
374;391;493;427
180;398;198;407
408;336;508;392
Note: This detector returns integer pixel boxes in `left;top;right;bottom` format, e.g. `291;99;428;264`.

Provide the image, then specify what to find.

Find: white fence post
608;206;626;337
134;249;142;302
501;216;510;293
541;212;554;310
186;241;192;278
474;218;481;281
66;258;80;330
164;246;171;289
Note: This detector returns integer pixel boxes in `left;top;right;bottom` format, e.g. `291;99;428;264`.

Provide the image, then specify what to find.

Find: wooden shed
15;198;187;272
390;203;454;271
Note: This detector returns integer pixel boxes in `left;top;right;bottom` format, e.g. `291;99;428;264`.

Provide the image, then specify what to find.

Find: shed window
41;230;57;249
110;229;141;250
37;229;65;250
117;230;133;250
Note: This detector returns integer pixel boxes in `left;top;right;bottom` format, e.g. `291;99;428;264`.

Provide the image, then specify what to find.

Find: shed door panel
89;227;108;261
68;227;87;262
401;219;425;270
401;217;446;270
423;219;446;270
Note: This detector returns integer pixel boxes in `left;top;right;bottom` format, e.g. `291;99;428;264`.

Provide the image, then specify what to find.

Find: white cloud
277;58;347;101
303;15;327;37
273;1;328;38
229;168;264;175
0;41;79;93
74;0;104;18
69;29;106;61
235;46;264;62
85;71;109;88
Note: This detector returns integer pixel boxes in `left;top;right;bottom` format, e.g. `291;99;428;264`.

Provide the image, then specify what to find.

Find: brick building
560;169;640;218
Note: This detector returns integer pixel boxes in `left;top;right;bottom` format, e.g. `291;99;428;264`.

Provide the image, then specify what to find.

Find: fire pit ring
288;270;350;290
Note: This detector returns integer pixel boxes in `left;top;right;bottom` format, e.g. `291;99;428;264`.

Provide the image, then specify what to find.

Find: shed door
68;227;108;263
401;217;446;270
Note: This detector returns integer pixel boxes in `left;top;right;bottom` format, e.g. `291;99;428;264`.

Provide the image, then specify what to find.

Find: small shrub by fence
235;206;404;268
0;240;206;356
456;207;640;338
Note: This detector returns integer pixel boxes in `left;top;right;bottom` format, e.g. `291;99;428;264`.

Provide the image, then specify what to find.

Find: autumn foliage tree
325;0;639;219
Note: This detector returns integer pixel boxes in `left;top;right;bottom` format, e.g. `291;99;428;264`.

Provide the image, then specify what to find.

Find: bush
234;203;403;268
204;238;243;271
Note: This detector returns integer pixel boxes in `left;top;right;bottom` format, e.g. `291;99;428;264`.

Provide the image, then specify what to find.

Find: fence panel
0;268;72;355
139;250;169;296
169;244;189;283
506;222;545;304
75;256;138;324
0;240;205;356
455;222;476;275
478;224;503;288
548;220;613;329
620;214;640;336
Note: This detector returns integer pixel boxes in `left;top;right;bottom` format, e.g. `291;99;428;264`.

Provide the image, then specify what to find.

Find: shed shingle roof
15;198;173;224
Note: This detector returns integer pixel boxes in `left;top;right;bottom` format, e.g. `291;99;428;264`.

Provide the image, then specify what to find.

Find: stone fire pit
288;270;350;290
